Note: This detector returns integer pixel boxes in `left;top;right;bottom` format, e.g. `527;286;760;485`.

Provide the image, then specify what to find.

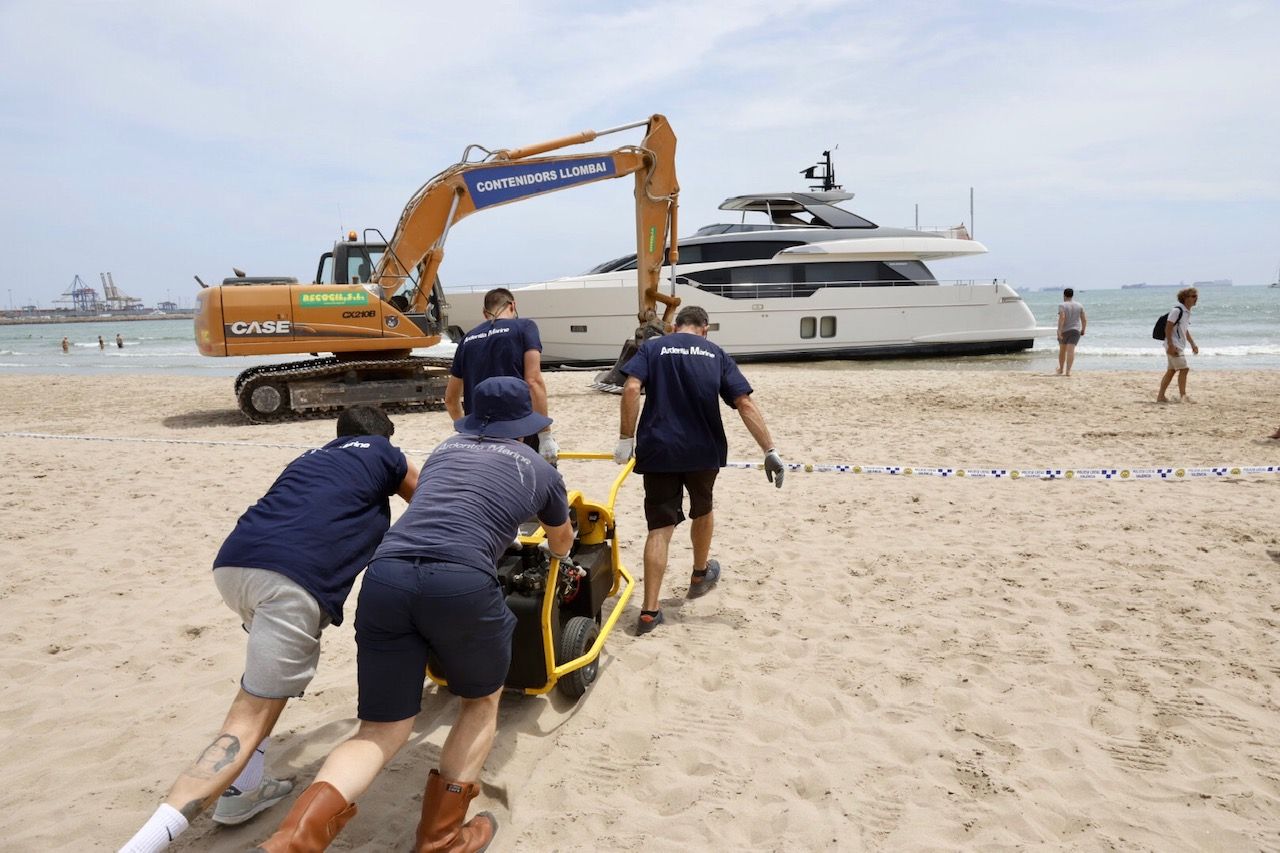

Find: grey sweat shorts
214;566;330;699
1059;329;1081;346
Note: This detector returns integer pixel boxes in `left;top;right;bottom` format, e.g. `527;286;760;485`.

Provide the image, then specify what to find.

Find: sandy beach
2;366;1278;851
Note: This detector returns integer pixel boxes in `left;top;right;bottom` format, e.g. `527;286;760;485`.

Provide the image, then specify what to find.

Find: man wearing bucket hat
254;376;573;852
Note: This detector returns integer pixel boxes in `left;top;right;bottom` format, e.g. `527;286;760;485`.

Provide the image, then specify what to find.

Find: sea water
1;286;1276;376
0;318;456;377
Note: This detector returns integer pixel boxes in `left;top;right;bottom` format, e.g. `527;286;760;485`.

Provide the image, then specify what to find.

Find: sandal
687;559;721;599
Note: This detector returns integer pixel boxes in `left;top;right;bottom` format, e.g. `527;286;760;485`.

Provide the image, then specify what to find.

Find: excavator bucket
590;338;641;394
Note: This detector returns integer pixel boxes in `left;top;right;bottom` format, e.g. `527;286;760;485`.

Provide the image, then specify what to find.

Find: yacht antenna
800;149;842;191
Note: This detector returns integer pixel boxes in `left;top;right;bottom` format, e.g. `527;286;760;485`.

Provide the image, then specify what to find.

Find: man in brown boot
254;377;574;852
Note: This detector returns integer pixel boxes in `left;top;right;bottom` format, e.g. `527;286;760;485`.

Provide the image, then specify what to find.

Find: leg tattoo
185;734;242;779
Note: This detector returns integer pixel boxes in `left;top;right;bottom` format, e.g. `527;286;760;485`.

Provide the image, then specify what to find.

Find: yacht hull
445;277;1049;367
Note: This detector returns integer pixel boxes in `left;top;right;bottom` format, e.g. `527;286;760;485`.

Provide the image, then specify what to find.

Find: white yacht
443;189;1052;366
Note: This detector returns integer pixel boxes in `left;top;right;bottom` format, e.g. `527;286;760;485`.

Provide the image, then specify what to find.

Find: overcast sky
2;0;1277;308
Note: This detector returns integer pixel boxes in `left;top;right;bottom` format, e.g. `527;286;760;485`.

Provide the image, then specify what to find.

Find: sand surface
1;367;1278;851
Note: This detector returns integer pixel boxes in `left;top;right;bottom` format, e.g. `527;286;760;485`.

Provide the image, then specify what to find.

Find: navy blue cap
454;376;552;439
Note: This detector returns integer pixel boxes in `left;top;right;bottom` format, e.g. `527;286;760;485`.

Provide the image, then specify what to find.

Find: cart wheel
557;616;600;700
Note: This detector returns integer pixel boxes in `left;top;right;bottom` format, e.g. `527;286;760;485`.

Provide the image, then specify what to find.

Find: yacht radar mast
800;149;842;191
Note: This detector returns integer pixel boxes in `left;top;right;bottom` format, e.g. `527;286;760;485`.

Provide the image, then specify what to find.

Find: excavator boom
375;115;679;326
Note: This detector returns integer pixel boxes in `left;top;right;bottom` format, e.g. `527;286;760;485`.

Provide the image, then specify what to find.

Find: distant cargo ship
1122;279;1232;290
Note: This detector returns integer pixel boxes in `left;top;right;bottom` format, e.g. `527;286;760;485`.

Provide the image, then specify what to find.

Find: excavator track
235;355;453;423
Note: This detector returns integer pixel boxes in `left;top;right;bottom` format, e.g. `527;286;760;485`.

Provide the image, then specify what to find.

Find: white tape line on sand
5;432;1277;482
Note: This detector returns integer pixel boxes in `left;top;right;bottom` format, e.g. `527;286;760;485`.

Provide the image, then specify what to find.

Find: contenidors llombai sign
463;157;617;209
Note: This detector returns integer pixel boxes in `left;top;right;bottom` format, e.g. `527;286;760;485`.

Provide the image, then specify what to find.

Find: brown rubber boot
252;781;357;853
414;769;498;853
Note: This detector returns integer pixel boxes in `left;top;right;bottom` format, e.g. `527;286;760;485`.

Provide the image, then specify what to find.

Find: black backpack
1152;305;1183;341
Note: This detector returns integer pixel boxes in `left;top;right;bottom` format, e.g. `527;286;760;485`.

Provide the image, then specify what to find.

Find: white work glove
537;540;574;565
764;449;785;489
613;436;635;465
538;429;559;465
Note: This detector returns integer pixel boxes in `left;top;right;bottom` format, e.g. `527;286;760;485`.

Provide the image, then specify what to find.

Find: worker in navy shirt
614;305;785;635
256;377;572;853
119;407;418;853
446;286;559;464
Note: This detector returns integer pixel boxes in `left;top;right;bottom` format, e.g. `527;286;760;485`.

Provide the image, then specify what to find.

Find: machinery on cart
428;453;636;700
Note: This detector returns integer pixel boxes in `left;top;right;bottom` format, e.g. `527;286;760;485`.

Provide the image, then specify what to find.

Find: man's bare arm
524;349;548;417
444;376;464;422
619;376;642;437
397;459;420;502
734;394;775;453
543;518;574;558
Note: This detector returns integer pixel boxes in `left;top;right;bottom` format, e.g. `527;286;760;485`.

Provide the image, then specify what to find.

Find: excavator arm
375;114;680;330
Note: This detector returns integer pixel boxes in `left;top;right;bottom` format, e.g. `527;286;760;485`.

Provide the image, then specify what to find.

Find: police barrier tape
725;461;1280;480
5;433;1278;482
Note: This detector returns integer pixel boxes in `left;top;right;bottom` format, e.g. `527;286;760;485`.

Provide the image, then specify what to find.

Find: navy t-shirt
622;332;753;473
213;435;408;625
450;317;542;414
375;435;569;576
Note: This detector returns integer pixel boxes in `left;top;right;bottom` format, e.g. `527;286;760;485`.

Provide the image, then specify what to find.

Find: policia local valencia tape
725;461;1280;481
5;432;1278;482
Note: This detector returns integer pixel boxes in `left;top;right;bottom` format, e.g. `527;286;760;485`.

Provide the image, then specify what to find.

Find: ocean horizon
2;284;1276;377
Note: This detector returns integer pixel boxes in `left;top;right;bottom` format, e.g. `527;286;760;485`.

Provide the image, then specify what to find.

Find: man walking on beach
1156;287;1199;403
445;286;559;464
119;406;418;853
614;305;784;635
1055;287;1086;376
253;377;572;852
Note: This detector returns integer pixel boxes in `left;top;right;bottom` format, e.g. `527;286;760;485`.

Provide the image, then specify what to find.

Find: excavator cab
315;233;386;286
315;234;439;321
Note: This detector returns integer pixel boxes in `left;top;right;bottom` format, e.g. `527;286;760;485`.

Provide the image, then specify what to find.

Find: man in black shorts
614;305;785;634
254;376;573;852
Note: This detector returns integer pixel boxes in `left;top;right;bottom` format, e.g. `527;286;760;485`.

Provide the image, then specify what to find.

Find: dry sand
1;367;1278;851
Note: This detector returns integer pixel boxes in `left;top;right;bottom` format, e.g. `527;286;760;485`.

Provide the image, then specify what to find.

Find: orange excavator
194;116;680;421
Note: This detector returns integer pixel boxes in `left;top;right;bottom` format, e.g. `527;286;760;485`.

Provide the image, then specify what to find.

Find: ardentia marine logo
227;320;291;336
300;291;370;307
341;310;377;319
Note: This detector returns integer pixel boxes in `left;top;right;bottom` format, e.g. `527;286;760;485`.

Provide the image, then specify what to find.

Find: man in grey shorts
1157;287;1200;403
118;406;418;852
1056;287;1087;376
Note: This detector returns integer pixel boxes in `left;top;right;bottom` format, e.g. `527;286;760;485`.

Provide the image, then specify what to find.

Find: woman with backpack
1156;287;1199;403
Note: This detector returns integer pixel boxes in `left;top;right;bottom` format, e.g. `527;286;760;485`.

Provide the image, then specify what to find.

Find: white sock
229;738;267;792
118;803;188;853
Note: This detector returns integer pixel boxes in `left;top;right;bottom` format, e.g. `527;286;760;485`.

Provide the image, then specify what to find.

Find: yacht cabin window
681;260;939;298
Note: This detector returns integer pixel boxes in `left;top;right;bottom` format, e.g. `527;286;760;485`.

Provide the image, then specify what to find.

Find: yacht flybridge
443;189;1052;366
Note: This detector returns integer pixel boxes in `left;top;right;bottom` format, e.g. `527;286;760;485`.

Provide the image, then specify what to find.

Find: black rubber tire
556;616;600;700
